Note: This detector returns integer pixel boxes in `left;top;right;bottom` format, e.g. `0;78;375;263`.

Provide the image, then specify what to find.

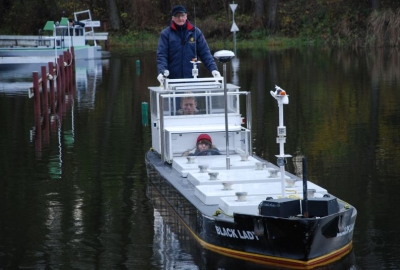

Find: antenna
193;1;197;60
190;1;201;78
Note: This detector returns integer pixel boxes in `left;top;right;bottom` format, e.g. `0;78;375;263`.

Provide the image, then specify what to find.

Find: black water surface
1;47;399;269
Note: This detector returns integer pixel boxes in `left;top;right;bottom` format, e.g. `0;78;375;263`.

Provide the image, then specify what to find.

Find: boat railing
74;10;99;46
163;77;225;90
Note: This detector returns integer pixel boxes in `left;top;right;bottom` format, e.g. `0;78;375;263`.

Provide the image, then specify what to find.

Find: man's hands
212;70;221;77
157;70;170;86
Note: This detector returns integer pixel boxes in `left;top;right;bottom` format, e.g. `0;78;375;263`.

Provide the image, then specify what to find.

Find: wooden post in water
41;65;50;146
60;54;65;95
71;47;76;94
33;72;42;153
56;58;61;106
33;72;41;117
41;66;48;113
56;57;63;122
48;62;56;114
66;51;71;94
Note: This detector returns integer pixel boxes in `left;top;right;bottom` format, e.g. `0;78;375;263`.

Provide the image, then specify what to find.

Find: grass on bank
107;31;321;53
107;8;400;52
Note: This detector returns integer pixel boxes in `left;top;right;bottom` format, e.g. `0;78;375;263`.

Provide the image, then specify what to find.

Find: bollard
142;102;148;126
136;60;141;75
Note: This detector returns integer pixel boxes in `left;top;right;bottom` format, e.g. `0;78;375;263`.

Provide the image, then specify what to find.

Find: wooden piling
30;48;77;153
33;72;40;116
49;62;55;114
41;66;48;114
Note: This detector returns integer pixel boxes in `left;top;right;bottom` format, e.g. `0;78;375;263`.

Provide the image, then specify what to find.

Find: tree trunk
267;0;278;33
107;0;120;31
254;0;264;22
370;0;379;10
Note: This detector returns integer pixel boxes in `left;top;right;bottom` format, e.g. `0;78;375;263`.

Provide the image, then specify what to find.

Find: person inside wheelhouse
177;96;198;115
183;134;220;156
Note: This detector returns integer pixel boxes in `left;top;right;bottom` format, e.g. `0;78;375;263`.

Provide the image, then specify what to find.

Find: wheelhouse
148;77;252;163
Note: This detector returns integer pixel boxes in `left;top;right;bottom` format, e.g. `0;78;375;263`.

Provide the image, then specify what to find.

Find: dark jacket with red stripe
157;20;218;79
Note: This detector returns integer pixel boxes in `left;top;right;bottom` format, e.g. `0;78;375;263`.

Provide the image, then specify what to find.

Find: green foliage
1;0;400;47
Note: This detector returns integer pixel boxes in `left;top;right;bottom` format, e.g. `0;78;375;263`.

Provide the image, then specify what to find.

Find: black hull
145;150;357;269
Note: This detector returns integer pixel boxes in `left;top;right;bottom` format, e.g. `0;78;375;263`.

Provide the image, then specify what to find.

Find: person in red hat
183;134;220;156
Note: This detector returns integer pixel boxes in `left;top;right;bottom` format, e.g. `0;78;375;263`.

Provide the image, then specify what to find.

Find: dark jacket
157;20;218;79
190;146;220;156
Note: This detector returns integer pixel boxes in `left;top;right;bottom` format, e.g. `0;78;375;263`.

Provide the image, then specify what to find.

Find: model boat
0;10;107;64
145;50;357;268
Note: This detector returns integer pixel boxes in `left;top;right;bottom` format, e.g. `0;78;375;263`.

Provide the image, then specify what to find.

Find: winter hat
172;5;186;16
197;134;212;144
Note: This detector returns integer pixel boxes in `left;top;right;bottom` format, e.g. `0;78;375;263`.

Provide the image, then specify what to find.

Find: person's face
181;98;197;114
172;12;187;26
197;140;211;152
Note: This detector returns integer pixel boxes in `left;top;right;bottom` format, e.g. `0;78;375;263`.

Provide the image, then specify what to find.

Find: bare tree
370;0;379;10
254;0;264;23
267;0;278;33
107;0;120;31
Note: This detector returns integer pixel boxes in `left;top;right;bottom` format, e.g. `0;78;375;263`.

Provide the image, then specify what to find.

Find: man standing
157;5;220;85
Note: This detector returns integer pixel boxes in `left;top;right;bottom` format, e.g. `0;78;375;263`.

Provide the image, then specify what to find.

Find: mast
214;50;235;169
270;86;291;197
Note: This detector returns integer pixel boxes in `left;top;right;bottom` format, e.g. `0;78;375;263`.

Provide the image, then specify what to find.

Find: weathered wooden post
33;72;42;153
33;72;41;117
48;62;56;114
41;66;49;113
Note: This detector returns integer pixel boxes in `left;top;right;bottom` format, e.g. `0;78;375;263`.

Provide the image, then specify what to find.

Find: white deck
175;153;330;216
187;168;287;186
195;181;327;205
172;154;266;177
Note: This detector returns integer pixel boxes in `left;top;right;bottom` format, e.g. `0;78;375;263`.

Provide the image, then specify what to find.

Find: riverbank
107;32;324;54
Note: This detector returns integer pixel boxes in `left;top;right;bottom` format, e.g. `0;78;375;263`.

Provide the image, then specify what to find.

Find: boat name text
215;226;259;240
336;223;354;237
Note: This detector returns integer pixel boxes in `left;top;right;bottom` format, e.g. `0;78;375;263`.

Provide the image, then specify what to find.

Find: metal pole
159;94;165;162
302;157;309;218
223;63;230;169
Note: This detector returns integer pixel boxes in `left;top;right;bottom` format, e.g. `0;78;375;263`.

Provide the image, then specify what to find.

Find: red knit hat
197;134;212;144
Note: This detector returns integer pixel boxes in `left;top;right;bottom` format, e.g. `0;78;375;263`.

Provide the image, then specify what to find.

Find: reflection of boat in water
0;59;108;102
145;51;357;269
0;10;108;64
